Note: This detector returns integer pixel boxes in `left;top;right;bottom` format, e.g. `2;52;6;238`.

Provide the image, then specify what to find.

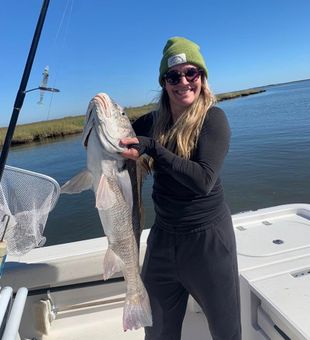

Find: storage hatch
234;209;310;256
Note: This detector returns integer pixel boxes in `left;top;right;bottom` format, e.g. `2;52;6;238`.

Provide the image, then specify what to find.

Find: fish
60;93;152;331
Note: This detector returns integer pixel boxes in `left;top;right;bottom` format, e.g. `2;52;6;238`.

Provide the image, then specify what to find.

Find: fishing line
44;0;74;120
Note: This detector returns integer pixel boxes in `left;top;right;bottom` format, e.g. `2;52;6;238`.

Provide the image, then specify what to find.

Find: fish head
92;93;135;154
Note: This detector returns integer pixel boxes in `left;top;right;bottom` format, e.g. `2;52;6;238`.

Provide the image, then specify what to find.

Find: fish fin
102;247;123;280
123;286;153;330
96;175;117;210
115;170;133;209
61;170;93;194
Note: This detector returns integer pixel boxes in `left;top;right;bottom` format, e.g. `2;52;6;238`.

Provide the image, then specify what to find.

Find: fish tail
123;286;152;331
102;247;123;280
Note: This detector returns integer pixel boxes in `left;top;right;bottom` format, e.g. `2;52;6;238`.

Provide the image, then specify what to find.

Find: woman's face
164;63;202;116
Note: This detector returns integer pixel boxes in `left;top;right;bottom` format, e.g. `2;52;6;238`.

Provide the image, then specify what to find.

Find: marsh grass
0;116;85;146
0;88;264;147
216;88;265;101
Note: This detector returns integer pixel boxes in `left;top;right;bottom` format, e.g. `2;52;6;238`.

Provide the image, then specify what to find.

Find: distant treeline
0;88;265;147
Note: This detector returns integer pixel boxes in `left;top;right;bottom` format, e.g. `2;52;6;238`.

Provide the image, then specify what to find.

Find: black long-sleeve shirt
133;106;231;232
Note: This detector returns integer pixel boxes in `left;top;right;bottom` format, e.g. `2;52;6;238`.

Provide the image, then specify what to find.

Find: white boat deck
42;294;209;340
43;295;146;339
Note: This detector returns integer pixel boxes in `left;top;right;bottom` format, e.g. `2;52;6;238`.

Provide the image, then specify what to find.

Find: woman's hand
120;137;140;160
120;136;155;160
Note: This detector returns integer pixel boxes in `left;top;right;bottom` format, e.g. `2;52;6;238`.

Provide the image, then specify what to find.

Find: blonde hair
153;77;216;159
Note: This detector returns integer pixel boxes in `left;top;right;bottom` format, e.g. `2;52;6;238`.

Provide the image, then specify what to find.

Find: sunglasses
163;67;203;85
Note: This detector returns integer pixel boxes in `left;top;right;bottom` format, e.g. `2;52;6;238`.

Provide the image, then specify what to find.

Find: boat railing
0;286;28;340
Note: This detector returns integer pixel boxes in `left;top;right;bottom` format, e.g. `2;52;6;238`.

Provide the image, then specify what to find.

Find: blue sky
0;0;309;126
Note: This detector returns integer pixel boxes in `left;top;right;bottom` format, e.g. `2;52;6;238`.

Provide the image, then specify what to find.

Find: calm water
6;80;310;246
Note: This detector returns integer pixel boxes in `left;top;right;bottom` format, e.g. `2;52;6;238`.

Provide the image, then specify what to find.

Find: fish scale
101;177;145;299
103;177;133;239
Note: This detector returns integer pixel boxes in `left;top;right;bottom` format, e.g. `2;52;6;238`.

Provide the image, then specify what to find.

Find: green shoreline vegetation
0;87;265;147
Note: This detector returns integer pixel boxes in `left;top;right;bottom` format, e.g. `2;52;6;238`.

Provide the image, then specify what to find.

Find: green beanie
159;36;208;86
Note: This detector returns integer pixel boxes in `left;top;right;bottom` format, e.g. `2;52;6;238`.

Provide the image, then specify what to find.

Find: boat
1;2;310;339
1;202;310;339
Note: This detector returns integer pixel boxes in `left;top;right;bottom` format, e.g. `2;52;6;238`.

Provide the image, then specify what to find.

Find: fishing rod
0;0;58;181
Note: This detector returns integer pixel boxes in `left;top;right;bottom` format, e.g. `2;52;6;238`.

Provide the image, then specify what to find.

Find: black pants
141;213;241;340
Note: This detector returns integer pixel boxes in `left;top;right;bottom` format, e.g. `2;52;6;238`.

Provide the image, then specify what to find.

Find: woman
121;37;241;340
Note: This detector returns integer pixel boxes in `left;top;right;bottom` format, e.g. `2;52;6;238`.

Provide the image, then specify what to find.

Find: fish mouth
94;93;110;113
88;93;135;155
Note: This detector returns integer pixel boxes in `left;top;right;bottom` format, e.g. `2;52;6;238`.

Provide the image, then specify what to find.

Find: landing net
0;166;60;255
